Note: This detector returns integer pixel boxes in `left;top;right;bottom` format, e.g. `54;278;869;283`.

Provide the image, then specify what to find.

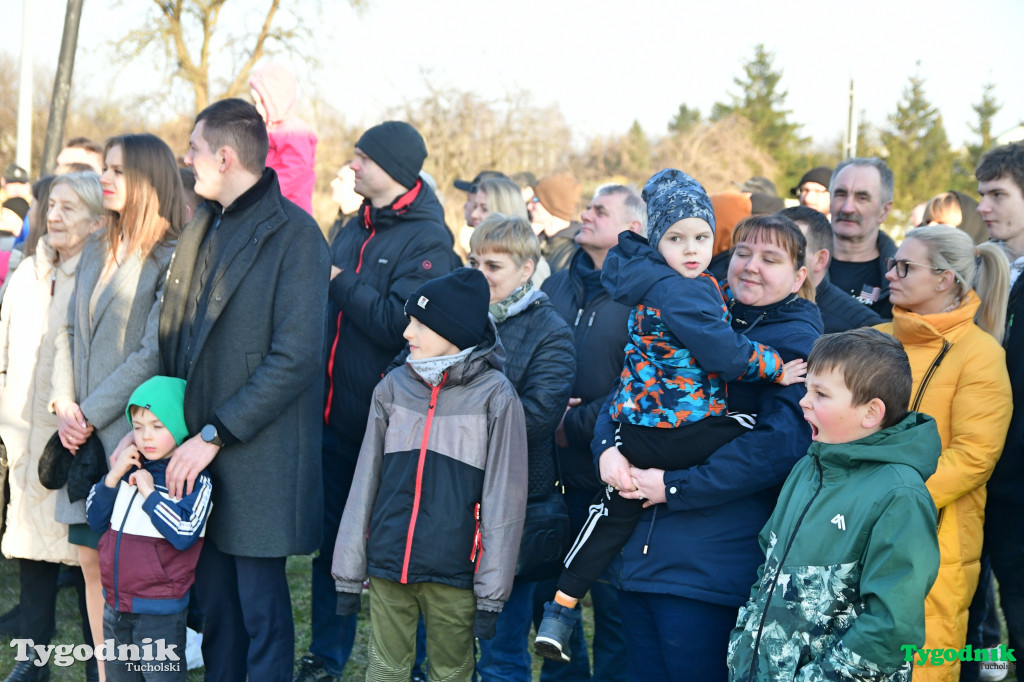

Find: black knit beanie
405;268;490;350
355;121;427;190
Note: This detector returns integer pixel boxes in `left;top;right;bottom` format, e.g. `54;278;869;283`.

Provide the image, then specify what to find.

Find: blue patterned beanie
642;169;715;247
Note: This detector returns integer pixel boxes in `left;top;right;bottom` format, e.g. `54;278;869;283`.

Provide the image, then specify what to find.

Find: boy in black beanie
331;268;528;682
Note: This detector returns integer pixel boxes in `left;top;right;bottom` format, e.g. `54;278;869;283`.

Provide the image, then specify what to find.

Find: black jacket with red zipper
331;322;528;613
325;180;456;445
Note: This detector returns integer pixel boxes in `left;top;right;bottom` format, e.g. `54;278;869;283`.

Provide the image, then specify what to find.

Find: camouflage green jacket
727;412;941;681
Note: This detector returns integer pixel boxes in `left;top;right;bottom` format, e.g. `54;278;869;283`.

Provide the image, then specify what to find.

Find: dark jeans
616;591;735;682
536;485;628;682
102;605;187;681
986;501;1024;655
193;539;293;682
961;554;1002;682
309;425;360;676
19;559;89;644
558;418;747;598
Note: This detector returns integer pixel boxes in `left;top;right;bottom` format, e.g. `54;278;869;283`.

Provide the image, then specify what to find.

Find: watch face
202;424;217;442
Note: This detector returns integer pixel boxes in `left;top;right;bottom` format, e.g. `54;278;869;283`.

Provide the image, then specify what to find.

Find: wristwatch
200;423;225;447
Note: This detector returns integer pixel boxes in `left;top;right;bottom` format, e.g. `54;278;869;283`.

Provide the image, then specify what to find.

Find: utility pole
40;0;85;175
844;79;858;159
16;0;33;175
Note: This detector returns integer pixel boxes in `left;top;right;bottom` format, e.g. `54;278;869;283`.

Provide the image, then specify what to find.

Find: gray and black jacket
331;324;528;613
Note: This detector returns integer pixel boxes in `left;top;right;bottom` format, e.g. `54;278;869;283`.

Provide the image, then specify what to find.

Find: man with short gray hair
537;184;644;682
827;157;897;318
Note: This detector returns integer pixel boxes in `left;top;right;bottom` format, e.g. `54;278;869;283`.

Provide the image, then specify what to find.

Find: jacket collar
890;289;981;344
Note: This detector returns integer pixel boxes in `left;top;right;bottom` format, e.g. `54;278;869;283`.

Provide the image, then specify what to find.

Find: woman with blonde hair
878;225;1012;682
470;177;551;287
52;133;185;680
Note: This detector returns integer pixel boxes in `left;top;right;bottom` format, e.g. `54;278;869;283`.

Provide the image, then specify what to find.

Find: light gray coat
51;233;174;524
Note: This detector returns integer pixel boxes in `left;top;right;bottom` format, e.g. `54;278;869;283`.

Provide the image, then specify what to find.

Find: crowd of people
0;84;1021;682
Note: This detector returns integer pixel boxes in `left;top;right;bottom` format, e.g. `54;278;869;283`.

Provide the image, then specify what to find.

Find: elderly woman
878;225;1012;682
0;172;104;678
51;134;185;680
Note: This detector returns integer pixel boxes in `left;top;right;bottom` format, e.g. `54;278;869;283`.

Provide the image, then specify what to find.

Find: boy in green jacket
728;328;940;681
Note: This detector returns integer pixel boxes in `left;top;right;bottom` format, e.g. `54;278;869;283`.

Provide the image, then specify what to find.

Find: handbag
515;491;572;582
37;432;106;502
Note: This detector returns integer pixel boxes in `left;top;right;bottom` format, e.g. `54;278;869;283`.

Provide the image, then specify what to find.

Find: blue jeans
616;590;735;682
538;485;628;682
309;426;359;676
476;580;536;682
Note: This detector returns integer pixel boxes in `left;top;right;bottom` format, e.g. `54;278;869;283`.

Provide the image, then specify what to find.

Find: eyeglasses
885;257;945;279
798;185;828;196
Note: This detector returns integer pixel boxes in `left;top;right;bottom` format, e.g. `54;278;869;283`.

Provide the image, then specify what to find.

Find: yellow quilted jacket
877;290;1012;682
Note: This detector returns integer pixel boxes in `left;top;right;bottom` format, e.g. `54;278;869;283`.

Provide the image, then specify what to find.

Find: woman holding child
595;209;822;682
878;225;1012;682
51;133;185;680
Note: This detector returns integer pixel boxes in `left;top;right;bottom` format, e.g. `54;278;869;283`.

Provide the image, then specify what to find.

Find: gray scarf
407;346;475;386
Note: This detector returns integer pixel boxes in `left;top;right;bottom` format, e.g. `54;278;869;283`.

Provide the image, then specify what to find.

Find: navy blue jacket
815;272;883;333
592;291;822;607
542;249;631;490
991;273;1024;503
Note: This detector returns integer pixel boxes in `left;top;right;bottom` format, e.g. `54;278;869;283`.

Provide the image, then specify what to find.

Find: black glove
336;592;361;616
473;609;500;640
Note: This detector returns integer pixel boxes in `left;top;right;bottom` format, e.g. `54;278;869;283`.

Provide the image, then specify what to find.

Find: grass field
0;555;591;680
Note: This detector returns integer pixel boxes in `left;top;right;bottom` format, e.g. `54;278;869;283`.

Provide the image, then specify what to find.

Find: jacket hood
809;411;940;481
601;231;679;306
249;62;298;126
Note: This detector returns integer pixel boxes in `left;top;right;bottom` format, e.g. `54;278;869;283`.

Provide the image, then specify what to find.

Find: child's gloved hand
336;592;361;616
473;609;499;640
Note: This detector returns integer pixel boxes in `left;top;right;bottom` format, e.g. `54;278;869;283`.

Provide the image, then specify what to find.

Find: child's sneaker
534;601;576;663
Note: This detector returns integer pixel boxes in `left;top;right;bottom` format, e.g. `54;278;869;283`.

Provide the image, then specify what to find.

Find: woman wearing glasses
878;225;1011;682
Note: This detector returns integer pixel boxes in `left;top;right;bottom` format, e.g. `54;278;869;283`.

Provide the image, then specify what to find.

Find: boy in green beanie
86;375;212;679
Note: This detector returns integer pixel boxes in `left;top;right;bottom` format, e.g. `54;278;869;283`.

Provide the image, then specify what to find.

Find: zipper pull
573;309;584;327
588;311;596;327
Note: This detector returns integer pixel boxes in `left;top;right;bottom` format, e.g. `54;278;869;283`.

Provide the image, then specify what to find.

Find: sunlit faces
885;236;949;314
468;189;489;228
829;165;891;242
350;148;393;203
577;192;630;253
46;183;102;259
100;145;128;213
799;368;876;444
467;249;534;303
656;218;713;278
797;181;830;215
727;236;807;307
184;121;223;202
978;176;1024;251
56;146;103;174
130;407;178;461
403;315;461;361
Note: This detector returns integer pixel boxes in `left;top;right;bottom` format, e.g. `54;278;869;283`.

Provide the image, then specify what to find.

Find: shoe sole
534;636;571;663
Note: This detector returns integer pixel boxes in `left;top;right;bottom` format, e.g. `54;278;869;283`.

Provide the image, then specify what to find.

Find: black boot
3;650;50;682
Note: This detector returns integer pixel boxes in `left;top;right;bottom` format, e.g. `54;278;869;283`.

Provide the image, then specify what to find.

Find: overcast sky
10;0;1024;150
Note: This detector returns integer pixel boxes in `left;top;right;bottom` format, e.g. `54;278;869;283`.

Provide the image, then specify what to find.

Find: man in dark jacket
161;98;331;681
828;157;898;318
780;206;882;333
297;121;455;682
538;184;645;682
976;142;1024;664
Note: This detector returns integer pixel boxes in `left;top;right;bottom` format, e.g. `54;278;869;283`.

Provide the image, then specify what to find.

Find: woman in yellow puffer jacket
877;225;1012;682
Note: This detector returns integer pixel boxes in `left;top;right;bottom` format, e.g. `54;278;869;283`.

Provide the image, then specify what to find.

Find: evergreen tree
968;82;1001;166
712;44;806;189
880;70;956;213
668;104;702;135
